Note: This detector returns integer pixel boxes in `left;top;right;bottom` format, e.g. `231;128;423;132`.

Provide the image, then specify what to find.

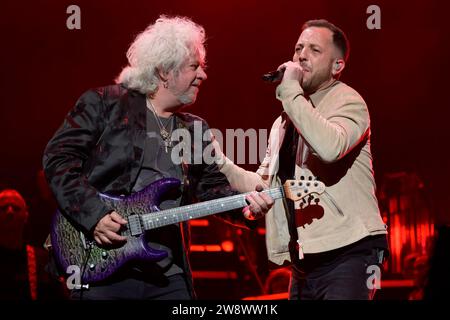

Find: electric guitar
51;176;325;284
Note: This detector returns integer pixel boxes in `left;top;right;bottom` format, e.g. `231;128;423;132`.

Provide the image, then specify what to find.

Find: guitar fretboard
141;187;284;230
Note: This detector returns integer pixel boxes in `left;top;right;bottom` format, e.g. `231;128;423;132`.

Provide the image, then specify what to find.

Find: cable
232;230;267;295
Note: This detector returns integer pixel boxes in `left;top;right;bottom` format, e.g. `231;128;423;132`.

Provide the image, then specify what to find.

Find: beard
301;68;333;94
178;91;197;105
179;95;194;105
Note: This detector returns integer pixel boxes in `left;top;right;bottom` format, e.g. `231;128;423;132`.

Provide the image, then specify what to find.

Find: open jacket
216;80;387;265
43;84;251;293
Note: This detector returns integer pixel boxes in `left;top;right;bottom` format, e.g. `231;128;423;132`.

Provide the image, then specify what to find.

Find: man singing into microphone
214;19;388;300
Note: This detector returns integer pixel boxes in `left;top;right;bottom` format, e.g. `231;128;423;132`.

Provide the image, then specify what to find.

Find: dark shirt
132;110;184;276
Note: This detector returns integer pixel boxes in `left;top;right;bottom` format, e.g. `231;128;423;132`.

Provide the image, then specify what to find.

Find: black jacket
43;84;253;293
43;84;251;231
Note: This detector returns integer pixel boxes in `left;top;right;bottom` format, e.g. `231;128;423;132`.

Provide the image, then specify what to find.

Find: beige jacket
216;80;387;265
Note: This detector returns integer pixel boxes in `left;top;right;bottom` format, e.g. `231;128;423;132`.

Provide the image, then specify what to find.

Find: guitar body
50;177;181;284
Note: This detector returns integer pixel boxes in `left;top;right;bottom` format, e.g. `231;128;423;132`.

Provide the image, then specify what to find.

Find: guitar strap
277;118;301;261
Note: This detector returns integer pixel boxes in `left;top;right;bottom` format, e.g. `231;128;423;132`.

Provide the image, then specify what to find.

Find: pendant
160;128;170;140
164;139;172;153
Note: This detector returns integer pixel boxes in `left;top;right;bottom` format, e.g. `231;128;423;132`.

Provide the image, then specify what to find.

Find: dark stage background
1;0;449;299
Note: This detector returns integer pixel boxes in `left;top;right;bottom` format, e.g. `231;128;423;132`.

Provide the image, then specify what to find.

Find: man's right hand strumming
93;211;128;246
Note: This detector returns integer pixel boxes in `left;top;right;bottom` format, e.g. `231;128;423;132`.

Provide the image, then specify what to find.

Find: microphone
262;69;284;82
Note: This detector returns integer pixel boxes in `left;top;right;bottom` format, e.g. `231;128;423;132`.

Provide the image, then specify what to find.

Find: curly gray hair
116;15;206;95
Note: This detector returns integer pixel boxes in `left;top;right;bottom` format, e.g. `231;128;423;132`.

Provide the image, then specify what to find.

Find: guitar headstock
283;175;325;202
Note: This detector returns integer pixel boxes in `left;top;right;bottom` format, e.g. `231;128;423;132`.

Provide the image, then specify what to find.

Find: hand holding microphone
262;61;304;83
261;68;285;82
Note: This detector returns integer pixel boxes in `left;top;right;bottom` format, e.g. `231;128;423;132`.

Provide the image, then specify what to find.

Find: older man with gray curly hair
43;15;273;300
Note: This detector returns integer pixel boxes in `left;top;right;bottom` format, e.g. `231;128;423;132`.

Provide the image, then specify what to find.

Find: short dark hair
302;19;350;62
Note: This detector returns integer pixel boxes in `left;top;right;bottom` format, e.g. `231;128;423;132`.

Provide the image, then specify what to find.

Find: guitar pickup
127;214;143;236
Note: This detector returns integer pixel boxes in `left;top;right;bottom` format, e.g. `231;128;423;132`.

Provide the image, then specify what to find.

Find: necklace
146;98;174;152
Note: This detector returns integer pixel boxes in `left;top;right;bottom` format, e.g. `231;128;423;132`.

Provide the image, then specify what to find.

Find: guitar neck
141;187;284;230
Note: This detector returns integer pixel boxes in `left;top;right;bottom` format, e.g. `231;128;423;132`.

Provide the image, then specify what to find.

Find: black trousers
71;273;191;300
289;248;385;300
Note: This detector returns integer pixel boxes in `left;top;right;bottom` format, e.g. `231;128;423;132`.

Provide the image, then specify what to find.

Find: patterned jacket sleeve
42;90;111;233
